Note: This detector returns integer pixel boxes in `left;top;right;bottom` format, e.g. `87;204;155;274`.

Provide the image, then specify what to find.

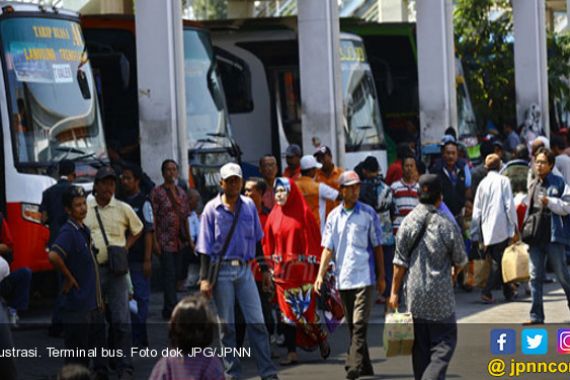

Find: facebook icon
491;329;516;355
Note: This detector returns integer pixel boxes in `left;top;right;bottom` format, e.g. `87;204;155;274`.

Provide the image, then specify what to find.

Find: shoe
346;368;360;380
275;334;285;346
360;368;374;376
375;295;386;305
8;308;19;328
319;340;331;360
504;293;518;302
480;294;495;304
279;352;298;365
261;375;279;380
523;320;544;326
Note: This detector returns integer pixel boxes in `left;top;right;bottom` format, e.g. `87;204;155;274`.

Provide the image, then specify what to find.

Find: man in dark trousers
390;174;467;380
119;164;154;347
48;186;106;379
40;159;75;336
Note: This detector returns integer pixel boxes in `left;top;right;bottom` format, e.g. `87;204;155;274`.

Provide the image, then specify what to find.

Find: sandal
480;294;495;304
279;352;299;366
319;340;331;360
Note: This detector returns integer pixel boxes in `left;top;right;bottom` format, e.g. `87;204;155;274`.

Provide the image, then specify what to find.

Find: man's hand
376;277;386;296
62;276;79;294
143;259;152;279
313;275;324;295
510;232;520;245
541;196;549;207
387;293;399;311
200;280;213;299
262;272;273;294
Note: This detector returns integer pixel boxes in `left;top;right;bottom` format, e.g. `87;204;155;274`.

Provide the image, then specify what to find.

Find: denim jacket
528;172;570;246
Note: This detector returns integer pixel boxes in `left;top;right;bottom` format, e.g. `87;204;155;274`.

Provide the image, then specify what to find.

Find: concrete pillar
79;0;133;15
416;0;457;145
567;0;570;30
227;0;255;18
513;0;549;136
297;0;344;164
379;0;409;22
135;0;188;185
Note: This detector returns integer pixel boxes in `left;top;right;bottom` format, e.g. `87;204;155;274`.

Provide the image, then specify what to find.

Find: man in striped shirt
391;156;420;235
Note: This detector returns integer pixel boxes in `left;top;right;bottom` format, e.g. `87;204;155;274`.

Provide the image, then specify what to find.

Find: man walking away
471;154;519;304
389;174;467;380
315;170;385;380
283;144;302;180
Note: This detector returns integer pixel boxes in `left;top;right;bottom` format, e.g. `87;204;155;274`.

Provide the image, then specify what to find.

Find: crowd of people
1;122;570;380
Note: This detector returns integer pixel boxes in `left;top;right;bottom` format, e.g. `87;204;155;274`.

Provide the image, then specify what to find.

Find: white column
227;0;255;18
135;0;188;185
416;0;457;145
297;0;344;164
513;0;549;136
379;0;409;22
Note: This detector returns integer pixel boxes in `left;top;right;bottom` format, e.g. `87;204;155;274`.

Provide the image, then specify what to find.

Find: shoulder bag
94;206;129;275
521;183;550;245
206;199;242;288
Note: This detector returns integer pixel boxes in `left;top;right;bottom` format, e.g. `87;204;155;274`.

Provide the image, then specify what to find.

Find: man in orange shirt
314;146;344;216
283;144;302;180
295;156;340;233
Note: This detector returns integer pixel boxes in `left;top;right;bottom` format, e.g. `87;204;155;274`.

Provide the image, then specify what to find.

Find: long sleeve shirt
471;171;518;246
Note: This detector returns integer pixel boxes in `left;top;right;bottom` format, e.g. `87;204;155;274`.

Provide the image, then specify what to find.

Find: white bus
206;18;387;175
0;3;107;272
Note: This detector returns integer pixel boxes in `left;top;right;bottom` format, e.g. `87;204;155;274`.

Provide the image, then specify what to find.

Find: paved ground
9;279;570;380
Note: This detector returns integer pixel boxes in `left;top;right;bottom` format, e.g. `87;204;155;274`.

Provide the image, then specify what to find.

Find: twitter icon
522;329;548;355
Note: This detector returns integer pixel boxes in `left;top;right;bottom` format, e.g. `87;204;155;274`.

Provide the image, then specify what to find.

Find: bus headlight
21;203;42;224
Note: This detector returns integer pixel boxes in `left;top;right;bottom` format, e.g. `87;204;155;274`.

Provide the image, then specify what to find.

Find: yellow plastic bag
502;242;530;283
383;311;414;357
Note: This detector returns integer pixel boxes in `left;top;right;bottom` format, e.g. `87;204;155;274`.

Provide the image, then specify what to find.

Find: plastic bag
502;242;530;283
383;311;414;357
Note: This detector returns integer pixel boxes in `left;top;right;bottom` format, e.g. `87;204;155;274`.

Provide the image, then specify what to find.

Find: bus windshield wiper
206;132;227;138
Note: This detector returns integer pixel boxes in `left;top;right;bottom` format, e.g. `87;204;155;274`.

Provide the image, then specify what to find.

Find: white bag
383;311;414;357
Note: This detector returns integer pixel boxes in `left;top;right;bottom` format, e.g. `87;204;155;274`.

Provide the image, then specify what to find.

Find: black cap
419;174;442;195
95;166;117;181
362;156;379;172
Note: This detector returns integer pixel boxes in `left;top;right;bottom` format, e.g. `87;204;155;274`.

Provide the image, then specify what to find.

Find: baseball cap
440;134;458;147
418;174;442;195
300;155;322;170
220;163;242;180
285;144;302;157
339;170;360;187
362;156;379;172
314;145;331;156
95;166;117;181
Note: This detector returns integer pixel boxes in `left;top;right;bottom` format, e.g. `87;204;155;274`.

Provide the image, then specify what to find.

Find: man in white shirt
471;154;519;303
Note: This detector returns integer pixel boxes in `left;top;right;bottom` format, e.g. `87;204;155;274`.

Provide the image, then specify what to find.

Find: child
149;295;224;380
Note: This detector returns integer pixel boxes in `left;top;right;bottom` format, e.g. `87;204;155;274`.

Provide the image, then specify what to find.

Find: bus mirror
77;69;91;99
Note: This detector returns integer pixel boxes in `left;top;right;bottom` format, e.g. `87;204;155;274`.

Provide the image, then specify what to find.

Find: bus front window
1;17;107;170
340;38;385;152
183;29;232;148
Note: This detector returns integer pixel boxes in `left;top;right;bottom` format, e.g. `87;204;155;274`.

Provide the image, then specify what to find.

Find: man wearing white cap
314;171;386;380
197;163;278;380
295;155;340;233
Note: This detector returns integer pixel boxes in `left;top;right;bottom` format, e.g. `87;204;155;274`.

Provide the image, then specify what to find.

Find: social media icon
557;329;570;354
522;329;548;355
491;329;516;355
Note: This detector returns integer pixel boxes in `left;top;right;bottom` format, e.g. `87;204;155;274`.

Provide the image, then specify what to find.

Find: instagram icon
558;329;570;354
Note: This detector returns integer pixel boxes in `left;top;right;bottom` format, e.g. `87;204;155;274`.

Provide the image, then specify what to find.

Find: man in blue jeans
197;163;278;380
524;148;570;325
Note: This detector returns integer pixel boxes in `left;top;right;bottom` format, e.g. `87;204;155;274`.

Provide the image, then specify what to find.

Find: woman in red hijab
263;177;330;365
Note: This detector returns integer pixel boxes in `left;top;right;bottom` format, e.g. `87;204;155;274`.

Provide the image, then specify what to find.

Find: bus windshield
183;28;232;148
340;38;385;152
1;16;107;168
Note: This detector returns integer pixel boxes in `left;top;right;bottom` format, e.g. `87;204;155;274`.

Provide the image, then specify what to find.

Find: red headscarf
263;178;322;283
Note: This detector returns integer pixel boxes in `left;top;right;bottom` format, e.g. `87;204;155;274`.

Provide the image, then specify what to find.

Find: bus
341;20;479;160
205;18;387;174
81;15;240;199
0;3;108;272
